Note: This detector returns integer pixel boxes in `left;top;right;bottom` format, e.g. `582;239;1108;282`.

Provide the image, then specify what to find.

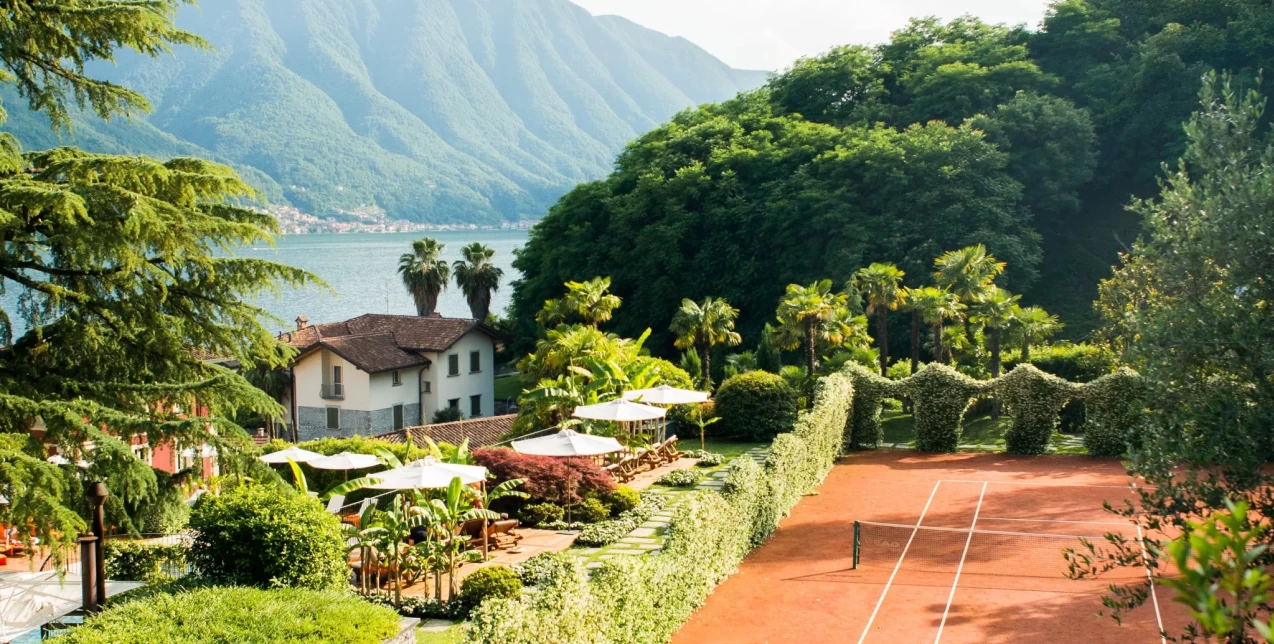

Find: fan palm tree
1010;305;1063;362
969;288;1021;418
775;280;850;377
452;243;503;320
854;263;908;376
934;244;1005;341
670;296;742;388
398;238;451;316
906;286;964;368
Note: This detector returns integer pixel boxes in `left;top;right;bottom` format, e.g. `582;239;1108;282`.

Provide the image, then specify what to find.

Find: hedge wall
903;364;988;452
464;372;855;644
1081;367;1145;457
997;365;1078;455
843;363;898;450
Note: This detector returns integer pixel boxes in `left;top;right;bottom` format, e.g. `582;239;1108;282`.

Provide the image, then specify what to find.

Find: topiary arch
901;363;988;453
996;364;1078;455
842;362;899;450
1081;367;1145;457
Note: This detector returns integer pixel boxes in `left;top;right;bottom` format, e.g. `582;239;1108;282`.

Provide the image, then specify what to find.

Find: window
448;354;460;377
470;395;482;418
422;380;432;393
326;407;340;430
393;404;404;430
332;365;343;397
391;370;401;386
469;350;481;373
448;398;460;411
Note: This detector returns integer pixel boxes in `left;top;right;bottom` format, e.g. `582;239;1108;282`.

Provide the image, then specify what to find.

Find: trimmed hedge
103;540;188;583
61;586;400;644
1081;367;1145;457
843;362;898;449
714;371;799;441
188;485;347;589
458;565;523;614
903;364;988;452
465;373;854;644
997;365;1078;455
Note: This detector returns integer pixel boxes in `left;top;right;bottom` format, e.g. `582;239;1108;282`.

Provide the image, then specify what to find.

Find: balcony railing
320;383;344;400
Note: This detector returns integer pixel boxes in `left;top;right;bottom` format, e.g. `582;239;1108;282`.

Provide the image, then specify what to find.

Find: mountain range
1;0;767;225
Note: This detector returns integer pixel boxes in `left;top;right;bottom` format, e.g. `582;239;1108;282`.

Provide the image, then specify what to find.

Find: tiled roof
373;414;514;449
281;314;498;354
310;333;431;374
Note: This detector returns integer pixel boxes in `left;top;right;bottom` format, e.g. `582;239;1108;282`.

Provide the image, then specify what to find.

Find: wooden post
86;481;109;604
79;535;98;613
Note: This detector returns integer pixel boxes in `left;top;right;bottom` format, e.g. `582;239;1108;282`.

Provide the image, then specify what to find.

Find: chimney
295;315;309;330
426;312;442;319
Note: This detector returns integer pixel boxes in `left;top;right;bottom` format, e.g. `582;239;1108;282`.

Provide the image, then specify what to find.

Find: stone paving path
572;446;770;568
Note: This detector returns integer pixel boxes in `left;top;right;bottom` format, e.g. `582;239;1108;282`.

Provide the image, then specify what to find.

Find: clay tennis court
673;451;1188;644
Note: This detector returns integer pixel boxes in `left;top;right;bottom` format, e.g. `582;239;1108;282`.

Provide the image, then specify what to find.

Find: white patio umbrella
258;446;324;464
367;458;488;490
513;429;624;522
623;385;710;442
307;451;382;482
572;399;666;444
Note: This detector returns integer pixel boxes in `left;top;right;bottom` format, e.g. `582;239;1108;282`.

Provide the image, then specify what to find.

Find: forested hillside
511;0;1274;349
1;0;766;225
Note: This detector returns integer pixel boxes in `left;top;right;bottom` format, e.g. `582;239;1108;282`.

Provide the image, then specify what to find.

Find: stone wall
369;403;421;435
296;406;371;441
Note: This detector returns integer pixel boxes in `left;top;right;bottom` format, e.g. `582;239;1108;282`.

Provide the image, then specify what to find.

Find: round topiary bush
573;497;611;523
1082;367;1145;457
997;364;1078;455
657;469;704;487
188;485;347;589
843;362;898;449
512;552;574;587
600;485;640;516
714;371;799;441
518;502;564;526
458;565;523;613
903;363;987;453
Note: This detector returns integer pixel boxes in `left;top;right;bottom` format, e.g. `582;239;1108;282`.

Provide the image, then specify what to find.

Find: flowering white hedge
1080;367;1144;457
996;364;1079;454
901;363;989;452
464;373;855;644
843;362;900;449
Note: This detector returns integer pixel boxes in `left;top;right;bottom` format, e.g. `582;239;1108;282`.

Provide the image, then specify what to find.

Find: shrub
574;497;611;523
1082;367;1145;457
657;469;703;487
902;364;987;453
519;502;564;527
188;485;347;589
433;407;464;423
103;540;188;583
473;448;615;505
366;594;465;620
687;451;725;467
513;552;576;587
137;471;191;534
997;365;1078;455
575;494;670;547
600;485;640;516
1004;342;1119;383
459;565;523;613
61;586;400;644
714;371;799;441
843;362;898;449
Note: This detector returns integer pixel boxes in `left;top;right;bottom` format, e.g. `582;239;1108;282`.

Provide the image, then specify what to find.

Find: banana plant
475;478;528;560
426;477;500;599
362;495;430;606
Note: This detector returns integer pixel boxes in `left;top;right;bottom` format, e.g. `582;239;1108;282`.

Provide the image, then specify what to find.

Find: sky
570;0;1055;71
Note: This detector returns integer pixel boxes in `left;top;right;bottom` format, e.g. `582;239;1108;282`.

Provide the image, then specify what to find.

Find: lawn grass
416;625;463;644
699;439;763;459
493;375;524;400
879;409;1084;453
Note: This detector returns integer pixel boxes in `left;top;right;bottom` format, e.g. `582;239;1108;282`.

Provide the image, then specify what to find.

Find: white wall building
279;314;499;441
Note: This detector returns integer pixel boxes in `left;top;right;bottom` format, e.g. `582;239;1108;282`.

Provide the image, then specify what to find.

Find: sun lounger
324;494;346;514
489;519;522;548
655;435;682;463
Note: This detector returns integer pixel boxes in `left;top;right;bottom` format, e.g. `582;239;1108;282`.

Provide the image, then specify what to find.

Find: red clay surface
672;451;1189;644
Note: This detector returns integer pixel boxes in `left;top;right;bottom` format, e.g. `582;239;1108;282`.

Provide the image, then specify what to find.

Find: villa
279;314;500;441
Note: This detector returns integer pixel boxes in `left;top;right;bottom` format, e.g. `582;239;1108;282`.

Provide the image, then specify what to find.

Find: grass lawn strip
880;410;1088;455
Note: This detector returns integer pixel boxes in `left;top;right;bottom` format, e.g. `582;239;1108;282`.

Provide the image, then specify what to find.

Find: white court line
934;482;987;643
856;480;942;644
940;479;1141;489
977;516;1132;527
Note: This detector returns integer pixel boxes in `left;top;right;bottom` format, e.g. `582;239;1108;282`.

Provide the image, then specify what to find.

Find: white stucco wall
294;348;371;411
369;367;426;410
431;330;496;419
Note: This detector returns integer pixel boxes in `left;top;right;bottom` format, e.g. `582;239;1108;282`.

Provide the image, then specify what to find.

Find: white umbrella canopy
258;446;325;465
46;455;89;468
622;385;709;406
512;429;624;457
366;459;488;490
571;399;666;422
307;451;381;471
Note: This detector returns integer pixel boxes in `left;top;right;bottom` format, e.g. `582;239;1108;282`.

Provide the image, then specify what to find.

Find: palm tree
452;243;503;320
933;244;1005;341
398;238;451;316
906;286;963;368
755;323;782;373
969;288;1020;418
775;280;850;377
854;263;908;376
1010;305;1062;362
670;297;742;388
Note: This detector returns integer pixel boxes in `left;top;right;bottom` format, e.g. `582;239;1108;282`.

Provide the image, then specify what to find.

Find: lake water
1;230;529;338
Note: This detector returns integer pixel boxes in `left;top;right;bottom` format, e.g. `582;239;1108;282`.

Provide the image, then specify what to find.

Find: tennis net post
853;520;860;569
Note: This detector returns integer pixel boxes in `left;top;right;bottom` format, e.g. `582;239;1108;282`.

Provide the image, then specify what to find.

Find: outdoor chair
656;435;682;463
636;445;663;471
489;519;522;548
606;454;642;483
342;498;375;527
325;495;346;514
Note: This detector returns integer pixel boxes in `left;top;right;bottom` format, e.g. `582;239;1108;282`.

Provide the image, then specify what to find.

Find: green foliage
903;363;988;452
103;540;188;584
465;372;854;644
433;407;464;424
689;451;725;467
188;485;347;589
1004;342;1118;383
399;237;451;317
656;469;704;487
1080;367;1145;458
574;497;611;523
600;485;640;516
996;365;1077;455
458;565;523;613
755;323;783;374
575;494;669;548
512;552;576;588
61;586;400;644
670;296;742;387
261;435;421;495
714;371;800;442
518;502;564;527
453;243;504;320
843;363;899;449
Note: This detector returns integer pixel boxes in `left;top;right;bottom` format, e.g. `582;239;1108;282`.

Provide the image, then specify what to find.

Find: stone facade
369;403;421;435
296;406;371;442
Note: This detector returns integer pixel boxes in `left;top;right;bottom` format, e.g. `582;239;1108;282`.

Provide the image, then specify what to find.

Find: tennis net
852;520;1144;581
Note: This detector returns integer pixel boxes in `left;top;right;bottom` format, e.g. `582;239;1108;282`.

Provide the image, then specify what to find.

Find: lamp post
85;481;109;608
